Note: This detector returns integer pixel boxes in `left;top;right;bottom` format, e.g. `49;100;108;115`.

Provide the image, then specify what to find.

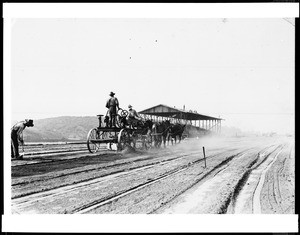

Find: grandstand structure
139;104;222;135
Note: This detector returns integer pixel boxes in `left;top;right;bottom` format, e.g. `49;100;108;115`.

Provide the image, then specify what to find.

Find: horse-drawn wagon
86;109;153;153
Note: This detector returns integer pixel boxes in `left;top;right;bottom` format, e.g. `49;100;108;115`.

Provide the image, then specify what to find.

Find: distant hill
20;116;99;142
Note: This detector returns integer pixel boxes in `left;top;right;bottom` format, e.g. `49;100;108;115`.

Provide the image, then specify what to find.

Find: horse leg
159;136;163;148
166;134;170;146
156;136;160;148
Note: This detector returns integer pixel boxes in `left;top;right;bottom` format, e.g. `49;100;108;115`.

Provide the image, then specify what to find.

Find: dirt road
11;136;294;214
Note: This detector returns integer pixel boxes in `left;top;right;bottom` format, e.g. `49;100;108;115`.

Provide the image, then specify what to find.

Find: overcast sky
11;18;295;134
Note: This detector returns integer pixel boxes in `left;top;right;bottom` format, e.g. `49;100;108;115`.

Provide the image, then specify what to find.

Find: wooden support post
202;146;206;168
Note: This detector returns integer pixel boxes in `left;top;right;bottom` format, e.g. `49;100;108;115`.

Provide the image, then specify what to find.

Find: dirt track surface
11;136;294;214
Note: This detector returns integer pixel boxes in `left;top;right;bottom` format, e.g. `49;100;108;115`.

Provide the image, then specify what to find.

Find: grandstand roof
139;104;222;121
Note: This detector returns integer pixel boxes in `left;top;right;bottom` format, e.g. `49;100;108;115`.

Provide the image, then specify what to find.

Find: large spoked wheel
116;109;129;128
119;109;128;118
117;129;134;151
87;128;99;153
87;128;109;153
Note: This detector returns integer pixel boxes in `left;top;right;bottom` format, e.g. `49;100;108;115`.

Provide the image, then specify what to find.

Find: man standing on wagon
106;91;120;127
11;119;34;159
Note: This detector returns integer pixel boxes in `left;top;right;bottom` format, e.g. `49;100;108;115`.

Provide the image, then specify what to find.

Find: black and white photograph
3;2;298;233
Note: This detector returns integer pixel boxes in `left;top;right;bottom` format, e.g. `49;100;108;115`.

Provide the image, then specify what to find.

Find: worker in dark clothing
11;119;34;159
127;105;141;127
105;92;120;127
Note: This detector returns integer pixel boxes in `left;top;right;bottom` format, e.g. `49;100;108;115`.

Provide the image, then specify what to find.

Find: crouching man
11;119;34;160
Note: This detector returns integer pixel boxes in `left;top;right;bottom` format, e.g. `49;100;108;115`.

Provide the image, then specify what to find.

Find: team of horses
127;118;186;148
107;113;186;148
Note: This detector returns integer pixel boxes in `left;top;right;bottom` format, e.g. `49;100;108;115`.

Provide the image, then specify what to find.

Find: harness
152;124;171;136
169;125;185;136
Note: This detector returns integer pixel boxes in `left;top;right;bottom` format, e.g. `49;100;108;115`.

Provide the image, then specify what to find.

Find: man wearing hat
127;105;141;127
11;119;34;159
105;92;120;127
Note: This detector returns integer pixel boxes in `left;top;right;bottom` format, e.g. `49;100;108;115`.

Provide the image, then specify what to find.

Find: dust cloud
171;135;229;152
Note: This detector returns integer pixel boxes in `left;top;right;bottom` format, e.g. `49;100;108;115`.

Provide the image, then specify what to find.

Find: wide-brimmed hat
25;119;34;127
128;105;132;108
109;91;115;96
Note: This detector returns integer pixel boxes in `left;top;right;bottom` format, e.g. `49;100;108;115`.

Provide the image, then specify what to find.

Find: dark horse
137;119;153;134
168;123;186;145
152;120;171;148
130;119;153;149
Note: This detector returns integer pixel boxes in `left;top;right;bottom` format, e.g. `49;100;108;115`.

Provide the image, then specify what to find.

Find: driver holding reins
127;105;141;127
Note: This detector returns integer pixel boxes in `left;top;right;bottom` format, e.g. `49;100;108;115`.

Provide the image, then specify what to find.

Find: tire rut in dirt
77;150;246;214
152;149;254;214
226;144;285;214
13;147;224;200
12;148;207;187
12;150;241;213
12;151;203;199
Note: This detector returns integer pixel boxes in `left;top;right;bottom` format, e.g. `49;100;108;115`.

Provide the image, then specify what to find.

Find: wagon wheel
116;109;129;128
116;115;126;128
119;109;128;118
117;129;134;151
87;128;109;153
